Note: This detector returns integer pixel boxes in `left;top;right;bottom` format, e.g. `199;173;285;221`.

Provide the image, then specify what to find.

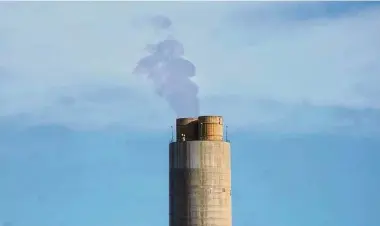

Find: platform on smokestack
176;116;224;142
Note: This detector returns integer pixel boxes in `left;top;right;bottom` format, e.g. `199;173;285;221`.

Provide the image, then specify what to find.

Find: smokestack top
176;117;198;124
175;116;224;141
176;115;223;120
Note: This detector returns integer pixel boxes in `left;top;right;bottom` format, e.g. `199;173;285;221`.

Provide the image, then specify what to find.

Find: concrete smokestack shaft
169;116;232;226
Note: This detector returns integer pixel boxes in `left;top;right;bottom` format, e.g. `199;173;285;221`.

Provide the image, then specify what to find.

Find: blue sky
0;2;379;226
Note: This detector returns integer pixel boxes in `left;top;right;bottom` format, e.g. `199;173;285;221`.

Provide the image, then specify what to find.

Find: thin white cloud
0;2;379;132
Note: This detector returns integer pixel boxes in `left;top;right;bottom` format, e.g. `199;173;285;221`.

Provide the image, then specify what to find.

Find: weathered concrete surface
169;141;232;226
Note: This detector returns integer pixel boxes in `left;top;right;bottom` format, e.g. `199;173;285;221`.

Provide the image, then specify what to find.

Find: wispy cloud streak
0;2;379;133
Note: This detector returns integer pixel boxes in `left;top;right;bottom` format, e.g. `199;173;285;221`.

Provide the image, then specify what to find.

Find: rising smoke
133;15;199;117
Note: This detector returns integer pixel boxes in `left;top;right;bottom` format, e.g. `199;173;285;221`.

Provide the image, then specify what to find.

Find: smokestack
133;16;199;117
169;115;232;226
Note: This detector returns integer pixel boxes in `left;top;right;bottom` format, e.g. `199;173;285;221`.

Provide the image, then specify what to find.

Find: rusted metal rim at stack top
175;116;224;141
198;115;223;141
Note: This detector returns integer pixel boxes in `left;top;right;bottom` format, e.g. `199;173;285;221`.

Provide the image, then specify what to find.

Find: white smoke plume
133;15;199;117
